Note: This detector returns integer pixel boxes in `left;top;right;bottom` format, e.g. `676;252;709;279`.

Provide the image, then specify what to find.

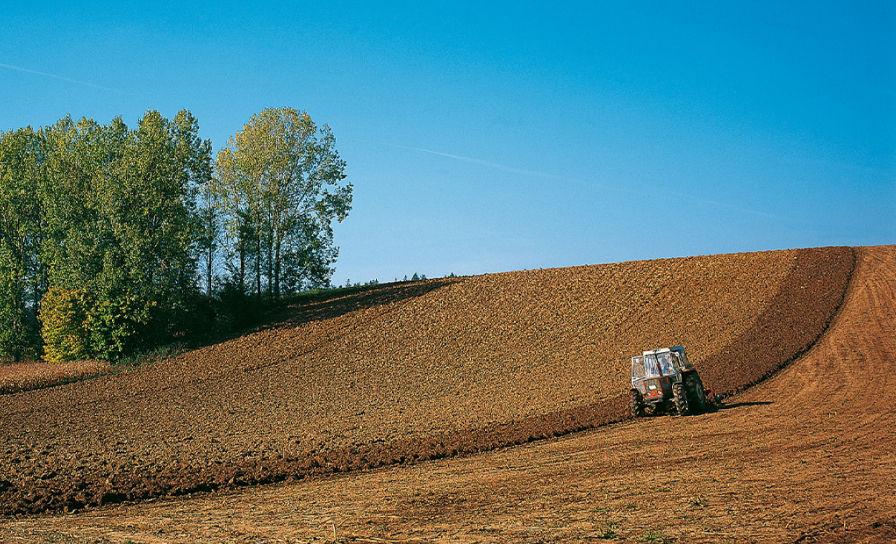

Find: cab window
657;353;675;375
631;357;646;379
643;354;661;378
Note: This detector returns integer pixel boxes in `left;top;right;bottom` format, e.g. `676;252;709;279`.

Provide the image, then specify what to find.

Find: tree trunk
13;239;25;361
255;233;262;297
238;238;245;295
274;234;281;298
266;231;273;297
11;269;23;362
205;247;213;295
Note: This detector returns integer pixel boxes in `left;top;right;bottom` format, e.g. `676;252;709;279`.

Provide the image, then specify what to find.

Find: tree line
0;107;352;362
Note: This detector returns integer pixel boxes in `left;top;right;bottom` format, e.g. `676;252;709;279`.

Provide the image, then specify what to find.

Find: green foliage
36;111;211;360
0;128;43;360
39;288;90;363
215;107;352;297
84;292;155;361
0;245;28;360
115;342;188;369
641;530;674;544
1;106;352;362
596;523;620;540
213;281;266;331
40;286;153;362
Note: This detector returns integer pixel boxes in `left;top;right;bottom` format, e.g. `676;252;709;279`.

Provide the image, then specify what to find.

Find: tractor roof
642;345;686;357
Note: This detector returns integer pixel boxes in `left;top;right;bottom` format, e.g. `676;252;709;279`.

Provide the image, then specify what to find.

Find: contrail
388;143;565;180
0;62;124;93
391;142;794;225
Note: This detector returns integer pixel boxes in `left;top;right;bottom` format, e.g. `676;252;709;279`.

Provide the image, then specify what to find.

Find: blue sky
2;1;894;284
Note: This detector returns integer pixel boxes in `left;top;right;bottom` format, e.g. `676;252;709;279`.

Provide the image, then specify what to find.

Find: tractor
629;345;713;417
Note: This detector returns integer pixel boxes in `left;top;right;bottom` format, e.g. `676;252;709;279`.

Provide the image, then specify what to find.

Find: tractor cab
631;347;688;394
629;345;710;416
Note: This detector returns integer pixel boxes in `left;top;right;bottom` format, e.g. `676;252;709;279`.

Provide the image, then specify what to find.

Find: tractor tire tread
673;382;689;416
630;389;645;418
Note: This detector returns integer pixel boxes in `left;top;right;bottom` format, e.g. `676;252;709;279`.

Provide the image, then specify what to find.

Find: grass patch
642;530;674;543
596;522;619;539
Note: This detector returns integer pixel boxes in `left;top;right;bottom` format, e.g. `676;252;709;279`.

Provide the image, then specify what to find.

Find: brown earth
0;247;854;518
0;244;891;544
0;361;110;395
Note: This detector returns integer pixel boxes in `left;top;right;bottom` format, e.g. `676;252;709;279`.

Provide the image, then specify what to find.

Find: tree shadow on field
121;279;456;368
269;279;454;330
156;279;456;363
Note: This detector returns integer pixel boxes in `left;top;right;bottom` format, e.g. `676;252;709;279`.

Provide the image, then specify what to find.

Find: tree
214;147;255;295
0;128;43;360
197;177;219;296
38;111;211;360
0;106;354;362
171;110;215;297
93;110;210;352
38;116;126;293
215;108;352;296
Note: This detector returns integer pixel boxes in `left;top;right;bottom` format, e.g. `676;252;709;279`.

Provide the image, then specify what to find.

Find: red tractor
629;345;714;417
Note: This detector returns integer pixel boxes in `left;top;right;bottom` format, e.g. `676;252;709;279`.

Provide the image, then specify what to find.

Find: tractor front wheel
673;383;690;416
630;389;645;418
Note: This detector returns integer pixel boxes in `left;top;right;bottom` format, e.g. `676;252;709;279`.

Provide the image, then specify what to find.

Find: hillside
0;246;854;514
16;246;887;543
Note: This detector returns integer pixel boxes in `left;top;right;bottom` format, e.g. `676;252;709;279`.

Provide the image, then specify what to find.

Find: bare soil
0;247;854;521
1;245;891;543
0;361;110;395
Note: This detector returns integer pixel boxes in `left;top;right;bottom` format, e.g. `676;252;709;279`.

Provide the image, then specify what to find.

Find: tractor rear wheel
687;374;708;413
630;389;645;417
673;382;690;416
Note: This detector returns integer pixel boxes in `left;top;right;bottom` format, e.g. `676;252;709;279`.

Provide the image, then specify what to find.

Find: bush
40;288;157;362
0;292;40;361
84;293;154;361
39;288;90;362
214;282;265;332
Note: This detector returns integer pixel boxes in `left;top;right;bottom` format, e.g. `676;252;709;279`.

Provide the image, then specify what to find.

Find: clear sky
2;1;894;284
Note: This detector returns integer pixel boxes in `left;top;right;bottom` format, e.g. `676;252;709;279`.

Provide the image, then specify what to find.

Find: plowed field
10;245;883;544
0;361;110;395
0;247;855;519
